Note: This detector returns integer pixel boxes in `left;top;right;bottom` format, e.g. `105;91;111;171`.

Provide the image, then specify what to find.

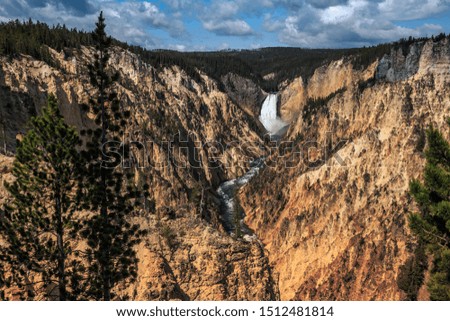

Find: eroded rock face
376;42;423;82
278;58;376;124
239;38;450;300
221;73;266;119
0;46;276;300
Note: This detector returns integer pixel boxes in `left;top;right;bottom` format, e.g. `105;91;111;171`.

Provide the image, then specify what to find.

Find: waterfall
259;93;288;135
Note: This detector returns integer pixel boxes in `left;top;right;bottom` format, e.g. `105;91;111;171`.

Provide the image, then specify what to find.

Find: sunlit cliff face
240;38;450;300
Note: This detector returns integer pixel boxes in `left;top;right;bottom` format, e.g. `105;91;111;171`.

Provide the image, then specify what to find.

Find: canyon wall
0;46;276;300
240;38;450;300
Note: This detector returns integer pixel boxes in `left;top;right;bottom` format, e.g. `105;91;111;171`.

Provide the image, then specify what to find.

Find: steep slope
240;38;450;300
0;46;277;300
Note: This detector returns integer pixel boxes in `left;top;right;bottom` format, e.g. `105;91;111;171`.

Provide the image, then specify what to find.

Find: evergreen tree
0;94;83;300
79;12;145;301
409;121;450;300
397;242;428;300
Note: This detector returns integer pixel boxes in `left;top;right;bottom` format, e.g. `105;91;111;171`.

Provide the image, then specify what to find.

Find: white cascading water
259;93;288;134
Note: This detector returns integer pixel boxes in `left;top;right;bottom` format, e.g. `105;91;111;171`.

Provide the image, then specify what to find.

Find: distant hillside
1;19;448;92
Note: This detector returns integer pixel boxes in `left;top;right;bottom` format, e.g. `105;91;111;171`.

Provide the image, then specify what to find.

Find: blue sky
1;0;449;50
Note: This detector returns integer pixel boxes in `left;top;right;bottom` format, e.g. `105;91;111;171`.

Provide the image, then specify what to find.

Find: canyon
1;36;450;300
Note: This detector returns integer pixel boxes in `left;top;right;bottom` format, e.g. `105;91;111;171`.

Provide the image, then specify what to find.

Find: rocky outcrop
221;73;266;118
278;58;376;124
376;42;424;82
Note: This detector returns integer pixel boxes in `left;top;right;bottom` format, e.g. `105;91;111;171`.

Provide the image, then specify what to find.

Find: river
217;93;287;240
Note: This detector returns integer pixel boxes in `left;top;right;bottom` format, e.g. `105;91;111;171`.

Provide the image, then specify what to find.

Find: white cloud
263;13;284;32
218;42;230;50
378;0;450;20
198;0;255;36
102;1;184;38
270;0;449;47
320;1;365;24
203;19;254;36
162;0;194;10
213;1;240;18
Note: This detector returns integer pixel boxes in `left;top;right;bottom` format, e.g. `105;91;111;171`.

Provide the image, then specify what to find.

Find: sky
0;0;449;51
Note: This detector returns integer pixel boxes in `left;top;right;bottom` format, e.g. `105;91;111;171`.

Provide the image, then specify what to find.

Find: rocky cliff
0;46;276;300
240;38;450;300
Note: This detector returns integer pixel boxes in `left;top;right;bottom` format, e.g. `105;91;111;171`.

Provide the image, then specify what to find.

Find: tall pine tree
78;11;145;301
409;120;450;300
0;94;83;300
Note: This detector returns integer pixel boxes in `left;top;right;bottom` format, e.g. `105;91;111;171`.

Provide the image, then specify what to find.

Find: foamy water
259;93;288;134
